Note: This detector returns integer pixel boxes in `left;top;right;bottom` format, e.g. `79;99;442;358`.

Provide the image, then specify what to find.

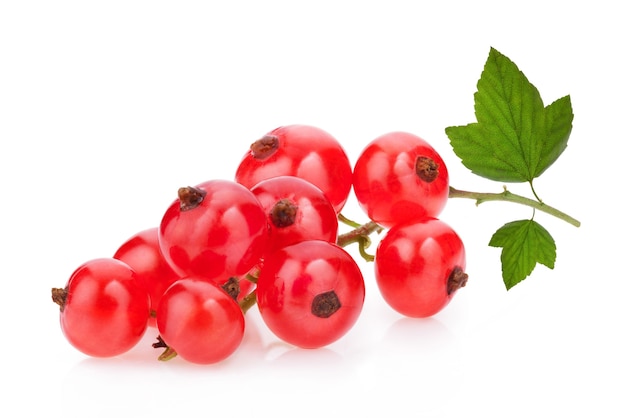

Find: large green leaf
446;48;573;183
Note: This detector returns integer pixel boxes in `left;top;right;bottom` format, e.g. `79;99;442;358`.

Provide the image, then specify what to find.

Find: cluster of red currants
51;124;468;364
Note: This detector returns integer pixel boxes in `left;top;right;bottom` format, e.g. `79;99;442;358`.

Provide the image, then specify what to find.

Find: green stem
448;186;581;227
244;272;258;284
239;290;257;314
336;220;384;261
528;180;542;203
153;336;178;361
338;213;363;229
158;346;178;361
337;220;383;246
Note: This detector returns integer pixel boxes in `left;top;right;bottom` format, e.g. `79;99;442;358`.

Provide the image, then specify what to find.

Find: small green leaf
446;47;573;183
489;219;556;290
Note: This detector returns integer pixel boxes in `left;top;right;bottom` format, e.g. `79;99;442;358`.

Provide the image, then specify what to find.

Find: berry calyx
447;266;469;295
177;186;207;211
51;287;67;310
270;198;298;228
311;290;341;318
221;277;241;300
415;156;439;182
250;135;279;159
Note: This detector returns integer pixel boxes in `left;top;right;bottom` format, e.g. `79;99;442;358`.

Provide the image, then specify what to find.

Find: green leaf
445;123;528;183
446;47;573;183
536;95;574;177
488;219;556;290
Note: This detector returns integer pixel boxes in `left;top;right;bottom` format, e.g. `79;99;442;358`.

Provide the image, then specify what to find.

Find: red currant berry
156;278;245;364
158;179;269;283
256;240;365;349
352;132;449;227
374;218;468;318
250;175;339;257
235;125;352;213
114;227;181;327
51;258;150;357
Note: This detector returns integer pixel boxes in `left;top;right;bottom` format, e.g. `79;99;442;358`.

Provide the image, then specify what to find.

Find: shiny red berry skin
157;278;245;364
352;131;449;227
250;175;338;257
114;227;181;327
374;218;468;318
53;258;150;357
235;124;352;213
256;240;365;349
158;179;269;283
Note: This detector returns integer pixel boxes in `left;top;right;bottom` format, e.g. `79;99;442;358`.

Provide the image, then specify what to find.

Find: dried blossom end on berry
270;199;298;228
51;287;68;312
221;277;241;300
415;156;439;183
311;290;342;318
177;186;207;212
250;135;279;160
447;266;469;295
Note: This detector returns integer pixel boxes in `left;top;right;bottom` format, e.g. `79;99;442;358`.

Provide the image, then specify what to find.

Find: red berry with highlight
352;131;449;227
374;218;468;318
256;240;365;349
250;175;338;257
51;258;150;357
158;179;269;283
156;278;245;364
235;124;352;213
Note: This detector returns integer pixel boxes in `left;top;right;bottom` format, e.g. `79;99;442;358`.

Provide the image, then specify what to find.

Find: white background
1;1;624;417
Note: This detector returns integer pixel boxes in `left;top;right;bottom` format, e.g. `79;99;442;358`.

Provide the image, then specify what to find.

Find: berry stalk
336;216;384;261
448;186;581;227
239;291;257;314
